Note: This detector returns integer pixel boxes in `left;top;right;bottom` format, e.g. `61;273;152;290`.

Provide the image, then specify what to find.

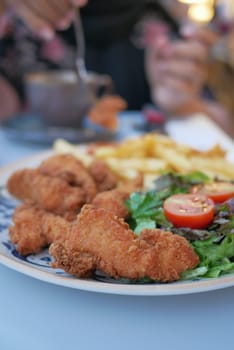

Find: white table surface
1;112;234;350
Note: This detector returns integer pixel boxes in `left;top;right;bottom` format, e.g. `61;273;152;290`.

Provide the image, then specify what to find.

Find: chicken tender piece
50;205;199;282
92;189;130;218
91;173;144;219
9;203;70;255
39;154;97;202
139;229;198;281
88;159;118;192
119;173;144;192
7;169;85;219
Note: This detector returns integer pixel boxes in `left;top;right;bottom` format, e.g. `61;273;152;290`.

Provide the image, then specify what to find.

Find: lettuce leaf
126;171;210;235
126;171;234;281
153;171;210;194
181;233;234;280
125;191;171;234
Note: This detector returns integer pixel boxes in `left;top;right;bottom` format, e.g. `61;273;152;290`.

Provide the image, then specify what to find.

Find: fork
73;8;88;81
73;8;115;97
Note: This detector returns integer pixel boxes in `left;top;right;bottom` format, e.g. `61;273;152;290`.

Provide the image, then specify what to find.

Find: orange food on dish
88;95;127;130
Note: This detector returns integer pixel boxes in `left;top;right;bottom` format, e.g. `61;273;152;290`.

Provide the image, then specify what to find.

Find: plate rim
1;149;234;296
1;251;234;296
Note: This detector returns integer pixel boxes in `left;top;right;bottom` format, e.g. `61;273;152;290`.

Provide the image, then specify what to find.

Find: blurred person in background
0;0;232;135
206;2;234;131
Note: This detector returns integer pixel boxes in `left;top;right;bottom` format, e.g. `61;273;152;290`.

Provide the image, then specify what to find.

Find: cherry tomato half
163;194;215;229
191;182;234;204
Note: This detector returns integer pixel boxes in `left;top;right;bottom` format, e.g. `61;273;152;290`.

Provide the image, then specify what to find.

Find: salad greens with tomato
125;171;234;281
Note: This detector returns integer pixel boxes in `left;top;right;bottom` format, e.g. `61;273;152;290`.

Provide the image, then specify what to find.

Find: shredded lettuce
153;170;210;194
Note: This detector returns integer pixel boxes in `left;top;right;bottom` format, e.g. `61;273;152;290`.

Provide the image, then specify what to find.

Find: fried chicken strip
39;154;97;202
50;205;199;282
91;173;144;218
7;169;85;219
92;189;130;218
9;203;70;255
88;159;118;192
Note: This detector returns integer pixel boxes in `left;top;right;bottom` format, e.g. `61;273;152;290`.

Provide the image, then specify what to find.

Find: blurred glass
24;70;114;128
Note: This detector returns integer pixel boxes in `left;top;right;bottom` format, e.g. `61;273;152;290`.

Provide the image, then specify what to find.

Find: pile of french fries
54;133;234;188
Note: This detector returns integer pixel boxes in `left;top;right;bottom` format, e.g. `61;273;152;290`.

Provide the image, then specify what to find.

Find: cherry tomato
191;182;234;204
163;194;215;229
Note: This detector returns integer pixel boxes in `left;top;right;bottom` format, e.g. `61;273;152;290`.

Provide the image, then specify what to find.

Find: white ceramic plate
1;144;234;296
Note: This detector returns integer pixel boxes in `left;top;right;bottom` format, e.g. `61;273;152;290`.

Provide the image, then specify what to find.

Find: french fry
153;145;191;173
53;132;234;187
189;157;234;179
94;139;147;158
104;157;167;179
53;139;93;166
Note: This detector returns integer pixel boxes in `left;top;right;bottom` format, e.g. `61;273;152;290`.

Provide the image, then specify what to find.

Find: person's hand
145;24;218;116
0;75;21;121
2;0;88;40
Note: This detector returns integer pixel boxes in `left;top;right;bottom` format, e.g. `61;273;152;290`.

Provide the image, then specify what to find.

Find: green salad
125;171;234;281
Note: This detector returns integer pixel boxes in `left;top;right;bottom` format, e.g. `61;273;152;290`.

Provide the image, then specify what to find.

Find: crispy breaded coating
139;229;199;282
88;159;118;192
7;169;85;219
92;189;130;218
119;173;144;192
9;203;70;255
89;161;143;218
39;154;97;202
50;205;199;282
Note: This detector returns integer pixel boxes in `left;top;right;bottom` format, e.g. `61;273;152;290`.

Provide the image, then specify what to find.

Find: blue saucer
1;114;116;144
